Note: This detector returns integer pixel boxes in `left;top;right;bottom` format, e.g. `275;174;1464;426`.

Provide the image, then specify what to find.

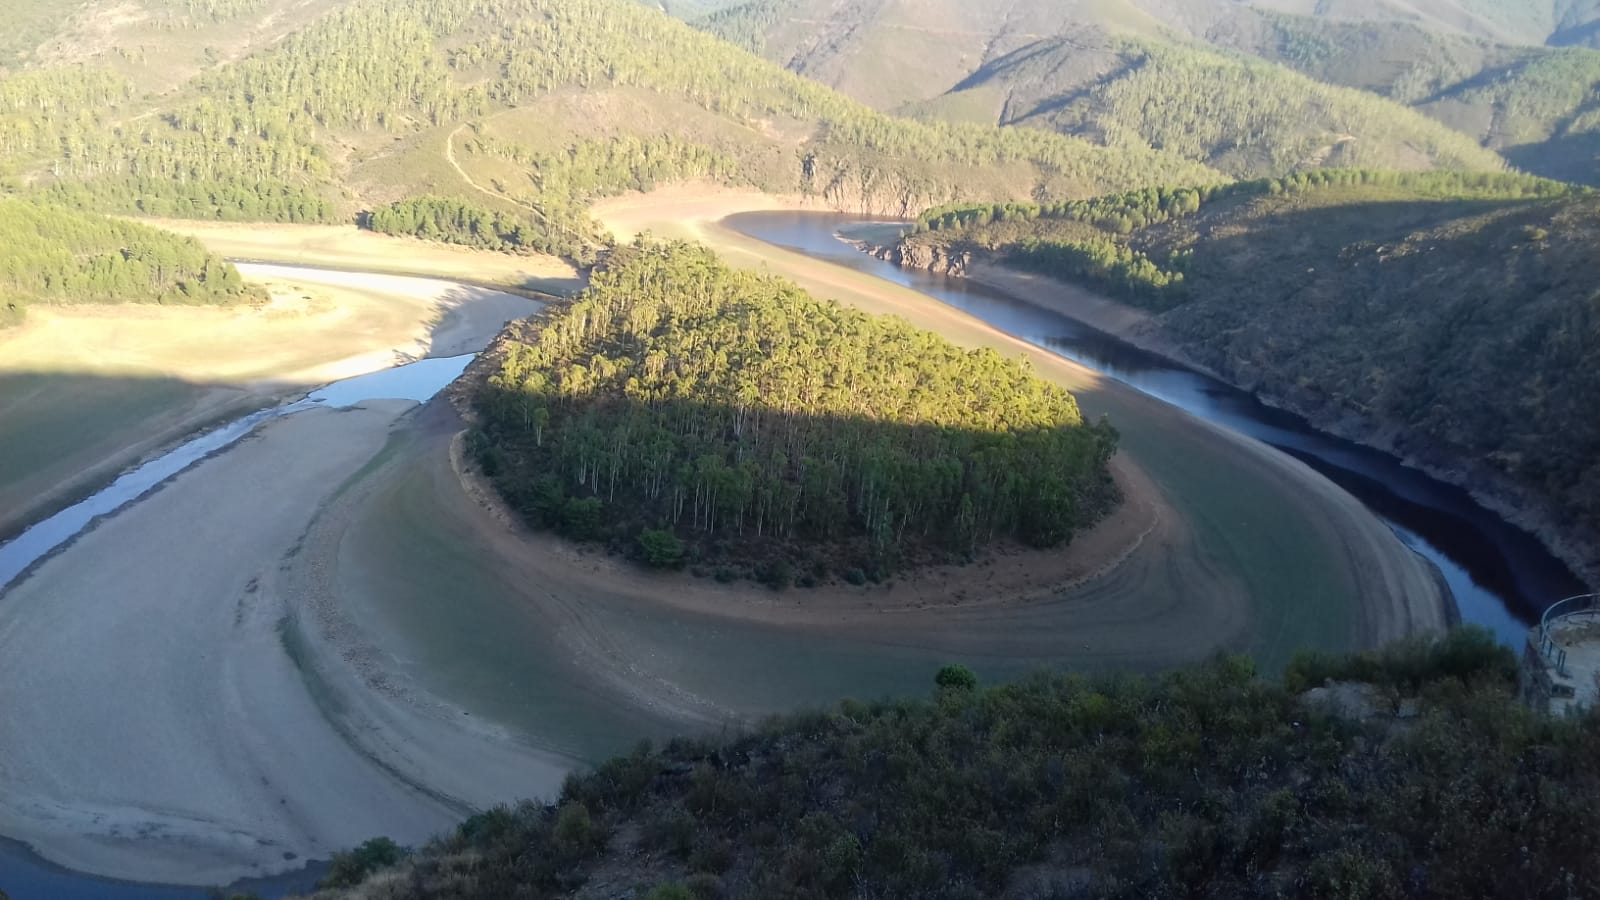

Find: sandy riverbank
0;267;549;885
149;220;582;295
590;183;823;242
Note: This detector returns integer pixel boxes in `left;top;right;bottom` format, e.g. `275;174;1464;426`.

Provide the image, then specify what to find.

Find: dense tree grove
913;168;1582;236
367;196;564;255
312;628;1600;900
474;241;1118;578
898;175;1600;578
0;199;258;325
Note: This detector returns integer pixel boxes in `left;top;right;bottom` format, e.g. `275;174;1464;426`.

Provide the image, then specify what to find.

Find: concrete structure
1523;594;1600;715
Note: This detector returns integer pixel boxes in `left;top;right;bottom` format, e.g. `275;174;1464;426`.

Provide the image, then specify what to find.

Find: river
0;217;1585;898
721;210;1587;644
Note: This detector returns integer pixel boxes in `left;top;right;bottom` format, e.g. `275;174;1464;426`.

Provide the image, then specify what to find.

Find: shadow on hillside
1502;134;1600;188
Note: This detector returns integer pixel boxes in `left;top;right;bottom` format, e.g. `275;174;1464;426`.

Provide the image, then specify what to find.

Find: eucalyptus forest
475;242;1119;579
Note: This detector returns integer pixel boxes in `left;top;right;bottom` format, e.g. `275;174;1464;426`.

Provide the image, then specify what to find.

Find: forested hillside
702;0;1600;184
472;241;1118;581
0;0;1221;262
916;36;1509;178
0;198;258;326
309;628;1600;900
891;169;1600;580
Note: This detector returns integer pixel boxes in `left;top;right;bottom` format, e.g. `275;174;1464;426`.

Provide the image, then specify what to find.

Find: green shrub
319;837;406;889
935;664;978;691
560;496;603;540
760;559;793;590
639;527;686;568
552;801;604;860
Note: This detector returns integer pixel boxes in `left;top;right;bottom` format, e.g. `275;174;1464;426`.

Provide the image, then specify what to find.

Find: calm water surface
724;210;1588;644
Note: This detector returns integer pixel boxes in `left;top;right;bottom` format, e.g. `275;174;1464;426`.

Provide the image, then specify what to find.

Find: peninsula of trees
890;169;1600;581
472;241;1119;582
0;199;258;326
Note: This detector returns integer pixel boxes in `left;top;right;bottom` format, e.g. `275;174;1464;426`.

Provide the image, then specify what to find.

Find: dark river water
723;210;1589;646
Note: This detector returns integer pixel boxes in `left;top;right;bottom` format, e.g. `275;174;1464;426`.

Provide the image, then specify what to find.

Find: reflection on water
0;355;475;594
724;210;1587;644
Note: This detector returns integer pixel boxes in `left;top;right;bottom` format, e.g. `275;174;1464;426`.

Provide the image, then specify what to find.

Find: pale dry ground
593;190;1449;655
0;262;542;539
152;220;583;294
0;404;569;886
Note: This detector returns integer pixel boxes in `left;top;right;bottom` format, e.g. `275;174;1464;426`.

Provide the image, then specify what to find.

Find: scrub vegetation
307;627;1600;900
472;241;1119;581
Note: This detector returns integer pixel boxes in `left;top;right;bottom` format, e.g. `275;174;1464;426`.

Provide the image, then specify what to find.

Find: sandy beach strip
0;264;542;544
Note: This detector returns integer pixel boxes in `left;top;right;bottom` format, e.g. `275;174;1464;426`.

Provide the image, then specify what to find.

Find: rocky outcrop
866;241;971;276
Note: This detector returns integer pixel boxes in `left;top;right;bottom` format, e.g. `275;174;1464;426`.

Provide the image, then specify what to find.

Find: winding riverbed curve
0;208;1470;894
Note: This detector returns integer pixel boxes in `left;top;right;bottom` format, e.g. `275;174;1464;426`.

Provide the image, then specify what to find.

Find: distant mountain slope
888;171;1600;579
913;35;1510;178
1205;12;1600;184
0;0;1222;261
702;0;1598;183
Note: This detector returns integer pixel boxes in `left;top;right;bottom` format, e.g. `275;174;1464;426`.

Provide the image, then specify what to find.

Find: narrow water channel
0;355;477;899
722;210;1588;645
0;355;475;594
